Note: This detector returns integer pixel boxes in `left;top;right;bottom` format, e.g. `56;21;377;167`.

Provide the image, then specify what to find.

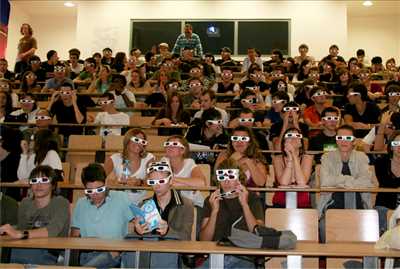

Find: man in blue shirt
71;163;134;268
172;24;203;57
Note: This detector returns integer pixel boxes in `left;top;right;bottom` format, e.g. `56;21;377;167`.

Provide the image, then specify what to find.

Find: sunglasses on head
20;99;35;104
147;175;171;186
130;136;148;146
189;82;202;88
313;91;327;97
29;177;51;184
283;107;299;112
336;135;355;142
242;98;257;104
239;118;254;123
322;116;340;121
231;135;250;142
163;141;185;148
207;120;223;125
388;92;400;97
284;133;303;139
35;115;51;121
84;186;107;195
391;141;400;147
272;99;286;105
98;100;114;105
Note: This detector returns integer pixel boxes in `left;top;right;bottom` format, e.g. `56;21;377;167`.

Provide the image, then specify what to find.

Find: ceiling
10;0;400;17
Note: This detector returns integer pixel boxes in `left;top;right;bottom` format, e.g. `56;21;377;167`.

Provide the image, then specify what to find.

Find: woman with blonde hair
104;128;155;203
160;135;206;207
215;126;269;187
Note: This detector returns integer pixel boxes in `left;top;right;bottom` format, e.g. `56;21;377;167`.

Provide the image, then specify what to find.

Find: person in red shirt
303;85;329;137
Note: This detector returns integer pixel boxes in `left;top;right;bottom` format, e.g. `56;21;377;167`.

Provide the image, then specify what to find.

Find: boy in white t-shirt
94;93;130;136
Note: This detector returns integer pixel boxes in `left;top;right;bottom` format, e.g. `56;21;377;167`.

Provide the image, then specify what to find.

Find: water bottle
120;159;131;184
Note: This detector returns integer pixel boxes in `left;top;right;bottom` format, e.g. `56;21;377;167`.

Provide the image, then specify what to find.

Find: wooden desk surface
1;238;399;258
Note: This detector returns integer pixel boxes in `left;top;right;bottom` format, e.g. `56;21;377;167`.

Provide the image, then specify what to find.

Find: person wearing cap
42;62;74;93
269;101;309;150
71;163;134;267
156;42;171;64
303;85;330;137
25;55;46;81
172;24;203;57
121;161;194;268
318;125;375;217
93;92;129;136
199;158;264;268
0;165;69;265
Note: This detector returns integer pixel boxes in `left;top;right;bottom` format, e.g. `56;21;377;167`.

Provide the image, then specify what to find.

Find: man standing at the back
172;24;203;58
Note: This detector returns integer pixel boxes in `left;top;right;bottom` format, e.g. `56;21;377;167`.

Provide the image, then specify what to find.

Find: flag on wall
0;0;10;58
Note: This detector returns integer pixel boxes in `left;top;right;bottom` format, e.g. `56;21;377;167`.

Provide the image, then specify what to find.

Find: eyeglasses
163;63;174;67
85;63;95;67
168;83;178;89
348;92;361;97
250;74;262;79
190;69;201;73
26;74;36;79
30;60;40;64
283;107;300;112
388;92;400;97
29;177;51;184
130;136;148;146
322;116;340;121
215;169;239;181
218;190;237;198
207;120;223;125
272;99;286;105
20;99;35;104
60;90;72;95
336;135;355;142
98;100;114;105
54;66;66;72
312;91;327;97
35;115;51;121
242;98;257;104
0;84;10;89
147;161;170;173
239;118;254;123
147;175;171;186
84;186;107;195
284;133;303;139
271;73;284;78
163;141;185;148
391;141;400;147
189;82;202;88
231;135;250;142
221;72;233;78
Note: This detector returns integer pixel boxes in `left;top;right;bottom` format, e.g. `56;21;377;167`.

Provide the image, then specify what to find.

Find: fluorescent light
363;1;373;7
64;2;75;7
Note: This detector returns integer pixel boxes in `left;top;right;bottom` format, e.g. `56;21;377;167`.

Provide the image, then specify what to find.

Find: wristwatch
20;230;29;240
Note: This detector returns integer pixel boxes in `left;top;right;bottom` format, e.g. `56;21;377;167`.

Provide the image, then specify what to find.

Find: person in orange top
303;85;330;137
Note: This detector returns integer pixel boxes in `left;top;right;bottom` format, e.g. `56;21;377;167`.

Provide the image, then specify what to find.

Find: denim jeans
199;254;256;269
375;206;389;235
121;251;179;268
80;251;121;268
10;248;58;265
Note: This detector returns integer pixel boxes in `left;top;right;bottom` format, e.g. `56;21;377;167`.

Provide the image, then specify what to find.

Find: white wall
76;0;348;60
347;14;400;64
6;1;77;68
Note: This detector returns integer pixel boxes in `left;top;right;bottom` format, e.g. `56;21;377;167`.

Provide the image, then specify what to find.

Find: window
130;20;290;55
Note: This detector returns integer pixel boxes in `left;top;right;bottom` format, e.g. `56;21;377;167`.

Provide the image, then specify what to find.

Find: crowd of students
0;22;400;268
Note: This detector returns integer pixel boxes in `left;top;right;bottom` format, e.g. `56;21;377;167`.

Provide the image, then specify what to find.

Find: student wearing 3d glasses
0;165;69;265
269;101;309;150
199;158;264;268
215;126;269;187
318;125;375;217
71;163;135;268
42;62;74;93
160;135;206;207
272;128;313;208
121;161;194;268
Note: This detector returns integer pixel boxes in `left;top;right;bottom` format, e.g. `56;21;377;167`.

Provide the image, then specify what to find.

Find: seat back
146;135;168;152
62;162;71;183
104;135;124;151
66;135;102;174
